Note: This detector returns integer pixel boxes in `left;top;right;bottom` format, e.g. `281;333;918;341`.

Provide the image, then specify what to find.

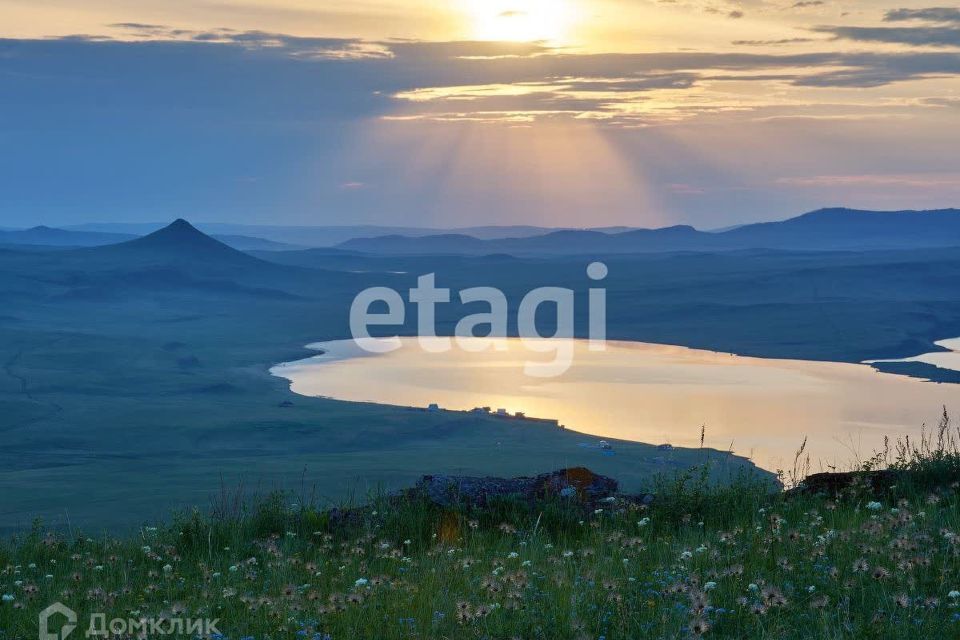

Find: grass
4;423;960;639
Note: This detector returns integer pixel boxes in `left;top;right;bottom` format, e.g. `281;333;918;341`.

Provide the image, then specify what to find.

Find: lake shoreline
272;337;960;474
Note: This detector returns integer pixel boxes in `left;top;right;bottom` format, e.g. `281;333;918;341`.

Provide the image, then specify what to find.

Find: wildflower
949;590;960;599
866;502;882;511
679;551;693;561
1;594;14;603
688;618;710;635
704;582;717;591
507;552;519;559
810;595;830;610
761;585;788;608
355;578;369;587
852;558;869;573
894;594;911;608
162;564;173;573
872;566;891;581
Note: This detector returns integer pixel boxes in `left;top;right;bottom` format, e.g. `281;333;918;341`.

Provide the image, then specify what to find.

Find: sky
0;0;958;229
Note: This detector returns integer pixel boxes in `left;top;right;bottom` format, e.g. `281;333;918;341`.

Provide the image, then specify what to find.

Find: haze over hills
0;226;136;247
65;222;642;247
339;208;960;256
14;209;960;257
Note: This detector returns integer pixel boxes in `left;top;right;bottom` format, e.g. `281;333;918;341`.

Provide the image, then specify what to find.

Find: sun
465;0;578;43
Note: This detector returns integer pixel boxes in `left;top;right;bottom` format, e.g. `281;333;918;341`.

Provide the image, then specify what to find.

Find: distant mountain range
64;222;639;247
0;225;137;247
338;208;960;255
5;208;960;257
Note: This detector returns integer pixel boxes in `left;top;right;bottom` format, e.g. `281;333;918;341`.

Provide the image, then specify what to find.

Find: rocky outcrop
409;467;623;509
788;470;901;498
324;468;653;528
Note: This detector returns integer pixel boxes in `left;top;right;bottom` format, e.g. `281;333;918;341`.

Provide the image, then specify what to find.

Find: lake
866;338;960;373
271;338;960;473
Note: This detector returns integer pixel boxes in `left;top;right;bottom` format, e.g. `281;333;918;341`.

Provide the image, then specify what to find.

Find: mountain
338;208;960;256
0;226;134;247
722;208;960;250
93;218;261;262
0;219;374;304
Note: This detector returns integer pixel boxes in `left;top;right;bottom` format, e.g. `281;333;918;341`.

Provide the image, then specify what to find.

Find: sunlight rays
337;115;667;228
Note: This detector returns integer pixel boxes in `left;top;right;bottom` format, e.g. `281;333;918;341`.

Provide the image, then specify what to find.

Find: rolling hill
0;226;135;247
338;208;960;256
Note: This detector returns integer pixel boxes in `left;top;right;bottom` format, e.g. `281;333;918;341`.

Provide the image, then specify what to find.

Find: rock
787;470;901;498
411;467;619;509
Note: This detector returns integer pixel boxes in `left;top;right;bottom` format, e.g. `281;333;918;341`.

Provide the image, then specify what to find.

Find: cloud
732;38;818;45
3;33;959;131
884;8;960;24
813;25;960;47
1;27;958;228
922;96;960;107
778;174;960;188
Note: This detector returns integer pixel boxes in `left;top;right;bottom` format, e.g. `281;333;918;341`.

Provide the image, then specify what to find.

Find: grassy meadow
4;421;960;639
